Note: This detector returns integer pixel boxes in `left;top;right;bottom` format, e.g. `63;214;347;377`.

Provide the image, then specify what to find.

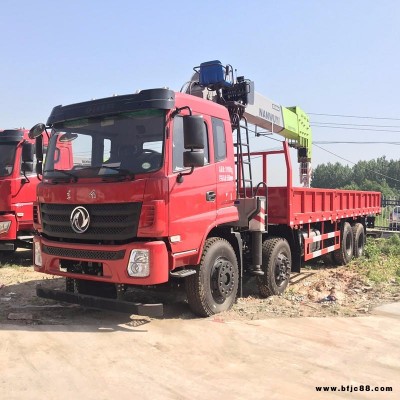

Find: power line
309;112;400;121
314;141;400;145
311;124;400;133
312;122;400;129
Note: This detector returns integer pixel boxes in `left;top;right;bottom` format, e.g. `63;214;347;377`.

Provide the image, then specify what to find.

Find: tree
311;158;400;198
311;162;352;189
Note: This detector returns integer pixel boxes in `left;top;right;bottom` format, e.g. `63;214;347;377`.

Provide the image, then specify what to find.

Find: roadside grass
0;262;21;269
350;235;400;284
0;258;23;269
374;207;390;227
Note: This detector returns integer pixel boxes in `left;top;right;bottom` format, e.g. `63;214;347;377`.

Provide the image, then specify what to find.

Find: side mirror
176;115;205;183
183;150;204;168
29;123;46;139
21;162;34;173
22;142;34;162
183;115;204;149
59;133;78;142
182;114;205;168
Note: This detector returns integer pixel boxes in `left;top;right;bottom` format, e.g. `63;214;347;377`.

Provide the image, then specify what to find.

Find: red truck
28;61;381;317
0;129;72;254
0;129;40;253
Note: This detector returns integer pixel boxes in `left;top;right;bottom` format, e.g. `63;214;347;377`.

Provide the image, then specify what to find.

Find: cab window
212;118;226;162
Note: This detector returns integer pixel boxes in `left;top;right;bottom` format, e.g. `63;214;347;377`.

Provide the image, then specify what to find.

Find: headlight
127;250;149;277
34;241;42;267
0;221;11;234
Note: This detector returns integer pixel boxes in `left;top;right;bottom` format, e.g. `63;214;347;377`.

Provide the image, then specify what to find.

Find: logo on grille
70;206;90;233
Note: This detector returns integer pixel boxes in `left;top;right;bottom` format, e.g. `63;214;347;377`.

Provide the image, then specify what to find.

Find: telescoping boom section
245;93;312;162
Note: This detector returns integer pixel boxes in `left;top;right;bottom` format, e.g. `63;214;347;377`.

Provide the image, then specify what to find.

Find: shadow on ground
0;248;33;267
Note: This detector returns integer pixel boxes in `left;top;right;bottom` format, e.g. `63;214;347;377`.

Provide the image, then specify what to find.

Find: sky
1;0;399;185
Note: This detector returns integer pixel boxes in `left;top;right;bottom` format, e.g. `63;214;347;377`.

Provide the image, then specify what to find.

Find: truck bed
263;186;381;227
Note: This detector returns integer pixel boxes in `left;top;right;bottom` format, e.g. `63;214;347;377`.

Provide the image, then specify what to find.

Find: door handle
206;191;216;202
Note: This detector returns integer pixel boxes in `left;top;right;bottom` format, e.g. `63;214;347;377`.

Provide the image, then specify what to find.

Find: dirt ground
2;250;400;400
1;249;399;325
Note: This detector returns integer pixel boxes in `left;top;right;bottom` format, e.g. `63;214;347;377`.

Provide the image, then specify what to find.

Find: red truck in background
0;129;72;254
28;61;381;317
0;129;39;253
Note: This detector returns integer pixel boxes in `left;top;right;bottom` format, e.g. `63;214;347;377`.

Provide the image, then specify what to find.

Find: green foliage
311;162;352;189
352;237;400;283
311;156;400;197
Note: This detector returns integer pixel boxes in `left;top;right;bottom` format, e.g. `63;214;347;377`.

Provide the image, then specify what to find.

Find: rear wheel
333;222;353;265
352;223;365;258
257;237;292;297
186;237;239;317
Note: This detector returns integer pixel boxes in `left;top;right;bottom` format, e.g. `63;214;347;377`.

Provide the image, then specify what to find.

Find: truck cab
0;129;73;253
0;129;37;252
30;90;237;284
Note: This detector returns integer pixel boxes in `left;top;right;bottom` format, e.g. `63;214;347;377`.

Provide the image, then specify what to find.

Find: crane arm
244;92;312;162
185;60;312;163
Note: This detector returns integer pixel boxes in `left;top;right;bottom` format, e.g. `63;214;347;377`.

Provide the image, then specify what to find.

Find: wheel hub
212;259;235;300
275;253;290;286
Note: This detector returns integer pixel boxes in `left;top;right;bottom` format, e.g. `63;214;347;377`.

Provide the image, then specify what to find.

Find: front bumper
33;236;169;285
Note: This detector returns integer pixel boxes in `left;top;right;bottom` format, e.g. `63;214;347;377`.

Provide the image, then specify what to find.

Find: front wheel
186;237;239;317
257;237;292;297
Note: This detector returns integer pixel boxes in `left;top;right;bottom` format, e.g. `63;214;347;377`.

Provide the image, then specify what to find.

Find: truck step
169;269;197;278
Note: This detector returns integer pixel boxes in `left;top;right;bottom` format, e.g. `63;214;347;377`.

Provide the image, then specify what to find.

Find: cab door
168;114;216;256
211;117;236;214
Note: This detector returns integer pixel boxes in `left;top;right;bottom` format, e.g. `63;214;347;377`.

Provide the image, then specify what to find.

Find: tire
352;223;365;258
321;252;335;266
257;237;292;298
185;237;239;317
333;222;353;265
75;279;117;299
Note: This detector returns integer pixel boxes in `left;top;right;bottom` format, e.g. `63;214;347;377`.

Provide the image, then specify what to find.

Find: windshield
44;110;165;179
0;143;17;177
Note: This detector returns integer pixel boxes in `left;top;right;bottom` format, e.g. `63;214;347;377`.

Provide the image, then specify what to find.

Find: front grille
42;245;126;260
40;202;141;241
33;205;39;224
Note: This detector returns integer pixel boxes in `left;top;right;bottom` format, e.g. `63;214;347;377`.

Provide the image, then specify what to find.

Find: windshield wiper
64;165;135;180
44;169;79;182
99;165;135;180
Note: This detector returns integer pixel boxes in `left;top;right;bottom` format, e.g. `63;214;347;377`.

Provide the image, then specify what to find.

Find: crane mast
184;60;312;187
